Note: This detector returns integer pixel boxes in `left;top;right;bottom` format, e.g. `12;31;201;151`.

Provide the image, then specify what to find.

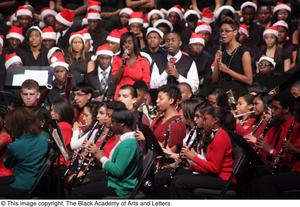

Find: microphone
122;49;129;65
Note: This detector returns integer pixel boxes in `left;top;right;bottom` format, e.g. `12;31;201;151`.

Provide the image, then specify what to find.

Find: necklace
226;45;240;69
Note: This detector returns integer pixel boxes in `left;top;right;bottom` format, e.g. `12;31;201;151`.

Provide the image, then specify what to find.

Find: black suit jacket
57;29;72;50
84;68;115;100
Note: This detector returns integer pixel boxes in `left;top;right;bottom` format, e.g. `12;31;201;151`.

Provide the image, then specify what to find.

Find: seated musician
70;109;141;198
256;91;296;169
152;98;207;198
169;107;236;198
235;94;255;136
0;107;49;198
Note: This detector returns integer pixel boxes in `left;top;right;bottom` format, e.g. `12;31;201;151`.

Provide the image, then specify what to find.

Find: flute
234;110;255;119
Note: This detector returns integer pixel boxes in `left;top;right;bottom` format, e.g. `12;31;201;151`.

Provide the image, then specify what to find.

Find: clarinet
272;119;296;173
170;128;203;179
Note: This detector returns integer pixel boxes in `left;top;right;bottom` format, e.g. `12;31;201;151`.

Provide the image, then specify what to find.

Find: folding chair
192;144;246;199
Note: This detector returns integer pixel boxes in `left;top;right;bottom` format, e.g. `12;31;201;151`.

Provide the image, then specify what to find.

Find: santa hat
26;26;42;36
119;8;133;16
81;28;91;41
50;52;69;70
55;9;74;27
214;5;235;19
87;9;101;20
241;1;257;12
239;24;249;37
273;20;289;30
195;22;212;34
47;47;64;61
119;27;128;36
42;26;56;40
148;9;164;22
189;33;205;46
184;9;200;20
69;30;85;45
95;43;114;57
41;8;57;20
201;8;215;24
16;5;33;18
106;29;121;44
140;51;153;64
258;55;276;67
5;52;22;69
263;26;278;38
146;27;164;39
153;19;174;32
143;15;149;28
6;26;24;42
6;13;17;26
0;35;3;47
167;5;184;20
88;0;101;12
273;2;291;14
129;12;144;25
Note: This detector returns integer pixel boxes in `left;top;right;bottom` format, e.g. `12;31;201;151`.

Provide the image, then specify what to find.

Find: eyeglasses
258;62;271;67
219;29;235;34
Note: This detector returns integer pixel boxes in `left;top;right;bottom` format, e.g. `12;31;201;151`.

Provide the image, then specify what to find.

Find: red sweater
191;129;234;182
0;132;13;176
236;118;256;136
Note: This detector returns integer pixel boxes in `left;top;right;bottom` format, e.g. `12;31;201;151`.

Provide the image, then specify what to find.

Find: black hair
194;100;211;114
206;106;236;132
157;23;172;33
178;82;193;95
181;98;204;121
106;100;127;111
254;93;272;111
248;82;268;95
119;32;140;57
51;98;74;125
35;107;52;130
72;82;94;96
133;80;150;94
111;109;134;130
165;32;181;41
273;91;294;112
239;94;254;105
216;9;235;26
220;17;240;31
208;88;230;110
84;102;100;124
186;14;199;23
0;105;9;119
158;84;182;104
119;84;138;98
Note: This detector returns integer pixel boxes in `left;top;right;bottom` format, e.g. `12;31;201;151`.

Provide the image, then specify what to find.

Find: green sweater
4;133;49;190
102;131;141;196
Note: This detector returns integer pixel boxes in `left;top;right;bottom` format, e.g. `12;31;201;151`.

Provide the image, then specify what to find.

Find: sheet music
52;128;70;161
11;70;49;86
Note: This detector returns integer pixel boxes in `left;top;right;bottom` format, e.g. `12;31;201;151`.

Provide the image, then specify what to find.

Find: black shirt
17;47;49;67
143;47;168;74
190;51;213;83
101;0;124;12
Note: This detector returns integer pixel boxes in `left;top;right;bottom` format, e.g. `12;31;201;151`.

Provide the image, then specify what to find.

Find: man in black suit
84;43;115;101
55;9;75;50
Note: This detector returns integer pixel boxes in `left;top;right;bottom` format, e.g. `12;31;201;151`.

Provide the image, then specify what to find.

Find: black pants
152;168;191;198
70;178;116;198
256;171;300;199
0;184;30;199
169;173;226;198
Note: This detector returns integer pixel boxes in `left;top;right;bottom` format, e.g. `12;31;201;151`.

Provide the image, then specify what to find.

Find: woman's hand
73;122;80;131
181;145;196;161
135;130;145;141
244;134;257;144
218;63;230;73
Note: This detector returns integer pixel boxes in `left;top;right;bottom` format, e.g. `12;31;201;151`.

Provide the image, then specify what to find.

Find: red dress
112;55;150;99
0;132;13;177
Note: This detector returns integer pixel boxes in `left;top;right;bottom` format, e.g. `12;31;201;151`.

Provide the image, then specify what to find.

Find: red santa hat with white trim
55;9;74;27
88;0;101;12
240;1;257;12
6;26;24;42
153;19;174;32
41;7;57;20
201;8;215;24
119;8;133;16
263;26;279;38
214;5;235;19
106;29;122;44
47;47;64;61
189;33;205;46
42;26;57;40
0;35;3;47
273;2;291;13
167;5;184;20
239;24;249;37
195;22;212;34
148;9;164;21
129;11;144;25
273;20;289;30
143;15;149;28
87;9;101;20
146;27;164;39
69;30;85;45
16;5;33;18
95;43;114;57
5;52;23;69
184;9;200;20
258;55;276;67
50;52;69;70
